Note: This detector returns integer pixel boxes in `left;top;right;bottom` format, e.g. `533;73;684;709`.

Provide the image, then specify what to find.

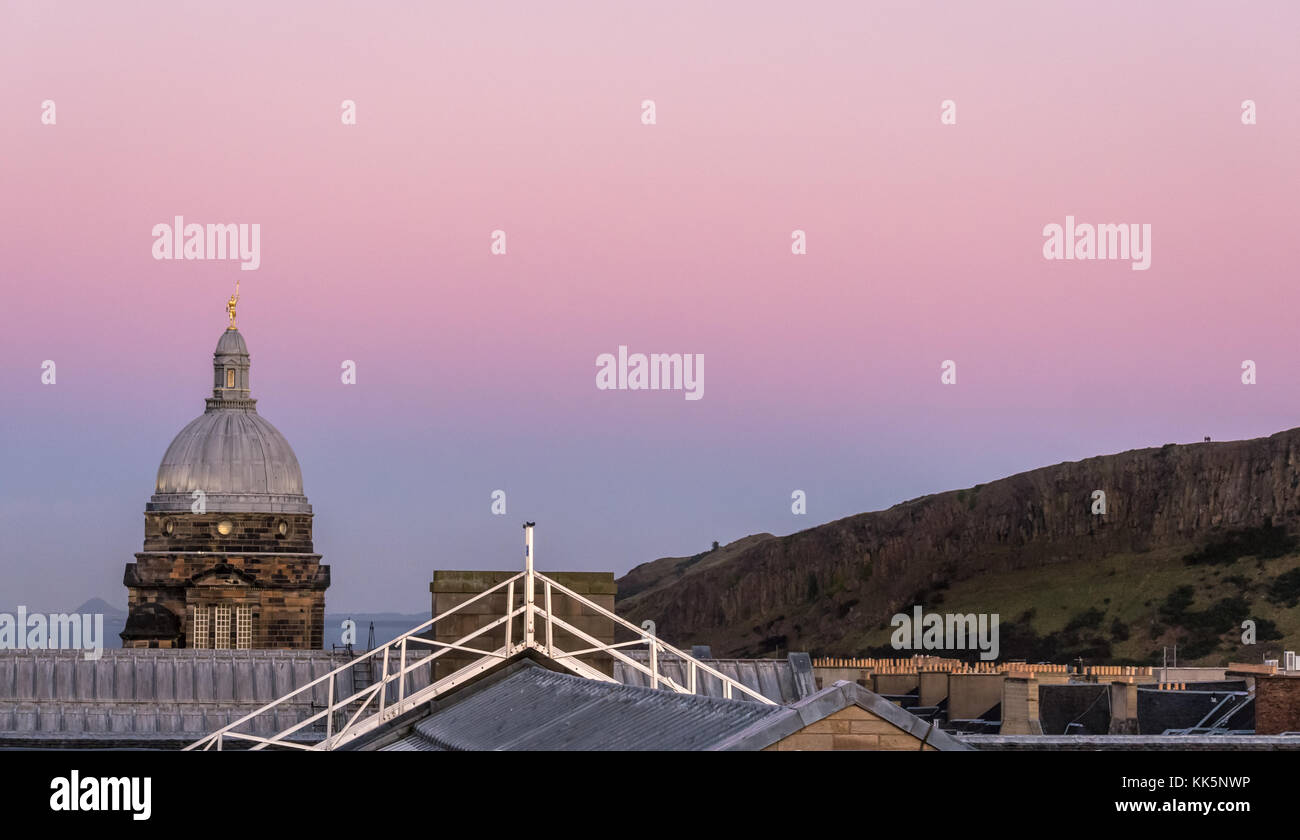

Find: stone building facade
761;703;941;750
429;570;616;679
121;310;328;649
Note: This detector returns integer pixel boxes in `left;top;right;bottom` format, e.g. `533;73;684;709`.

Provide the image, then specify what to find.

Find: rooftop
372;658;789;751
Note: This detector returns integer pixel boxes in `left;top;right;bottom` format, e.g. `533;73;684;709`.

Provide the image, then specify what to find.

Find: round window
161;518;175;536
276;519;289;537
217;520;234;536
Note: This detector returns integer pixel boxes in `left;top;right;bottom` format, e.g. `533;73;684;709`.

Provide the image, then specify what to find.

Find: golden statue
226;282;239;329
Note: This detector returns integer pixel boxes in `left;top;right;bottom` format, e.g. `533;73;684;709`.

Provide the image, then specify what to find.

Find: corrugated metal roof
380;662;790;751
0;649;421;740
613;651;804;704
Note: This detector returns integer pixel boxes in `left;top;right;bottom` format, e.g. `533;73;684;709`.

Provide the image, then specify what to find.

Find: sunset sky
2;1;1299;613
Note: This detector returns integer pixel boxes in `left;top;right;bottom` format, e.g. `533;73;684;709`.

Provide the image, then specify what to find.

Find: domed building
121;300;329;649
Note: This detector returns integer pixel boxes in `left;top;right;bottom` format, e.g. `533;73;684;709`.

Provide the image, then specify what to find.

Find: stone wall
947;672;1004;720
763;705;937;750
1255;675;1300;734
140;511;315;554
429;571;616;680
124;511;328;650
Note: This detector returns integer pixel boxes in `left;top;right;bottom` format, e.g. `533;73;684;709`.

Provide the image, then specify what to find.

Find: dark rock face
616;429;1300;657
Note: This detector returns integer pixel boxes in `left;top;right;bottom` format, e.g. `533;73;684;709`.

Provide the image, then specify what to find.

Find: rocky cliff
616;428;1300;657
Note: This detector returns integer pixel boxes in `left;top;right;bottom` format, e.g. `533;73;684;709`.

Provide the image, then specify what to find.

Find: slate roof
1136;686;1253;734
1;648;967;751
377;660;789;751
365;656;970;751
613;650;816;704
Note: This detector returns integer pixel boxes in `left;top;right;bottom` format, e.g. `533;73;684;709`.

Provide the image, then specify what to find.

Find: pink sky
2;2;1299;616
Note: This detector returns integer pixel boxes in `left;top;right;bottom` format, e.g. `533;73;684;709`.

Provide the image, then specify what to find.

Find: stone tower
121;306;329;649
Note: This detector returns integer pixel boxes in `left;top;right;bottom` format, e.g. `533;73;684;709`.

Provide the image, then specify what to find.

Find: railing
186;523;774;752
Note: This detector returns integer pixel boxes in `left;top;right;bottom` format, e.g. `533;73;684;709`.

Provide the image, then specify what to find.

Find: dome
214;328;248;356
146;325;311;514
154;411;304;496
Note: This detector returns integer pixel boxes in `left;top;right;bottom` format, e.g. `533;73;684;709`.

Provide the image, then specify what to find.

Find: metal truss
186;523;774;751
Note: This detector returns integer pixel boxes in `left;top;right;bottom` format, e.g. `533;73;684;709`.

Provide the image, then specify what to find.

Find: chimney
428;523;617;680
1255;674;1300;734
999;673;1043;735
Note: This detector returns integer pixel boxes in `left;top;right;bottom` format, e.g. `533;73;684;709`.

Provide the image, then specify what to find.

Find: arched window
226;368;236;389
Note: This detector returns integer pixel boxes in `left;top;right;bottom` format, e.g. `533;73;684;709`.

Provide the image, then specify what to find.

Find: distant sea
323;613;431;650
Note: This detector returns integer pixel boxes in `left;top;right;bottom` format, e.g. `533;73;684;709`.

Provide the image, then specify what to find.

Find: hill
615;429;1300;663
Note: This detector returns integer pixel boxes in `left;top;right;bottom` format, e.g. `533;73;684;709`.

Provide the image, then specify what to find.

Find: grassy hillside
617;428;1300;661
844;530;1300;665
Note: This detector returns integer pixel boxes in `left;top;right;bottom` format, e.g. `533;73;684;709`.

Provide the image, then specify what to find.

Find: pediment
189;564;255;586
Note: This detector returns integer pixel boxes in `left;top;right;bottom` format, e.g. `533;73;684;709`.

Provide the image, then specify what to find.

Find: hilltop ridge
616;429;1300;662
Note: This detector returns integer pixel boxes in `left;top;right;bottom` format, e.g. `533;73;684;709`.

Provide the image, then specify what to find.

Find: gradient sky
2;2;1299;613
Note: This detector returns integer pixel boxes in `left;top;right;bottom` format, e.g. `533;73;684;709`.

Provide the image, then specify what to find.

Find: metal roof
378;660;790;751
154;411;305;498
184;527;965;752
0;649;369;742
364;663;971;752
613;650;815;705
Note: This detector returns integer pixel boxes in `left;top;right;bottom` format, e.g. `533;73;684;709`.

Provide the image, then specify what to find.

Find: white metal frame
186;523;774;751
